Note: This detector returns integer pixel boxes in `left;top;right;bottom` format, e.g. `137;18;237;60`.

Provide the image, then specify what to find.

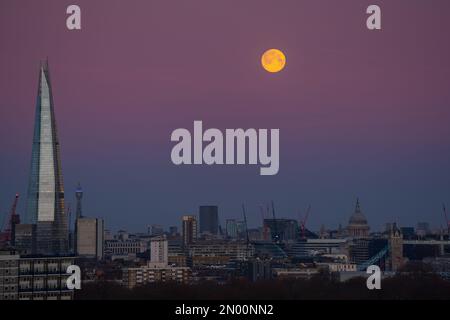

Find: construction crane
241;204;251;258
66;202;72;232
271;200;279;243
0;193;21;247
259;205;265;225
260;204;273;241
443;203;450;235
298;205;311;239
242;204;250;245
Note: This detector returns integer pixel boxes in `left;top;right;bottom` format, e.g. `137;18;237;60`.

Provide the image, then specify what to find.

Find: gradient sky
1;0;450;232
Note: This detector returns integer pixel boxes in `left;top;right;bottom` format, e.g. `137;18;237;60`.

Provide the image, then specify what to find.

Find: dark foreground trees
75;272;450;300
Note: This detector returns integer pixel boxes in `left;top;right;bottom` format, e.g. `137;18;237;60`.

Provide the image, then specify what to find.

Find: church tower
389;222;404;271
347;198;370;238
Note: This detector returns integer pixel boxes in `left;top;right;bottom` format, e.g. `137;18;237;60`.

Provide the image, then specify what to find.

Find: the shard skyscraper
26;61;68;255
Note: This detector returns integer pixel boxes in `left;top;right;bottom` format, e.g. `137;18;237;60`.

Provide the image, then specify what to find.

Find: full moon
261;49;286;73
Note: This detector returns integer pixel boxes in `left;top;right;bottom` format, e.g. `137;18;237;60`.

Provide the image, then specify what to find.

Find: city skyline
1;1;450;232
1;1;450;305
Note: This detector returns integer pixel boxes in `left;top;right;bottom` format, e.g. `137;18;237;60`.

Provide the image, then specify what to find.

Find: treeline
75;272;450;300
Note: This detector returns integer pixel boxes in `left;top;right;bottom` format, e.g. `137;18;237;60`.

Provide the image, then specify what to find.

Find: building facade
247;259;272;282
14;224;37;255
76;217;104;260
199;206;219;235
123;265;191;289
149;236;168;267
187;241;253;266
0;251;75;300
104;239;147;258
0;252;19;300
182;215;197;246
25;62;68;255
289;239;348;257
226;219;238;239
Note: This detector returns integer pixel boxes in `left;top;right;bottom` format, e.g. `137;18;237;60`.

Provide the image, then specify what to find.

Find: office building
0;250;75;300
25;62;68;255
235;220;249;240
168;240;189;267
316;262;357;273
247;259;272;282
289;239;348;257
182;215;197;246
76;217;104;260
104;239;147;259
199;206;218;235
0;252;19;300
187;240;253;266
252;242;288;259
272;268;319;280
149;235;168;268
123;265;191;289
13;224;37;255
349;238;388;267
226;219;238;239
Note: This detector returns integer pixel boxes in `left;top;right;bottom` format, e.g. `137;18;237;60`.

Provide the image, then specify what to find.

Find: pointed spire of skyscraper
26;61;68;255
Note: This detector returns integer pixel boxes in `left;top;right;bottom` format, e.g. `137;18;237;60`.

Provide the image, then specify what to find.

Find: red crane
298;205;311;239
0;193;21;247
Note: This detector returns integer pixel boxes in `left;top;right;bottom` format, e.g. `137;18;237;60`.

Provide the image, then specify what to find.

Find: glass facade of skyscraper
25;62;68;255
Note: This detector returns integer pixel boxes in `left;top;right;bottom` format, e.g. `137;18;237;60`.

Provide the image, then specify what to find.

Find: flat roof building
76;217;104;260
0;250;75;300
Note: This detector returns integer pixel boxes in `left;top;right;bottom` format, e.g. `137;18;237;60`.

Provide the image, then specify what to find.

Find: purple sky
1;0;450;232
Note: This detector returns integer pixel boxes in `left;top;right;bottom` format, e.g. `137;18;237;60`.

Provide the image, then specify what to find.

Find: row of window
18;293;73;300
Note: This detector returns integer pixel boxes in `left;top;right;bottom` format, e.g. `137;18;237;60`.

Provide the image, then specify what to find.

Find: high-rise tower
26;61;68;255
199;206;219;235
182;215;197;247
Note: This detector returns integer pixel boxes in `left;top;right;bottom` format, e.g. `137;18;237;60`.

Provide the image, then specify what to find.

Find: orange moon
261;49;286;73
